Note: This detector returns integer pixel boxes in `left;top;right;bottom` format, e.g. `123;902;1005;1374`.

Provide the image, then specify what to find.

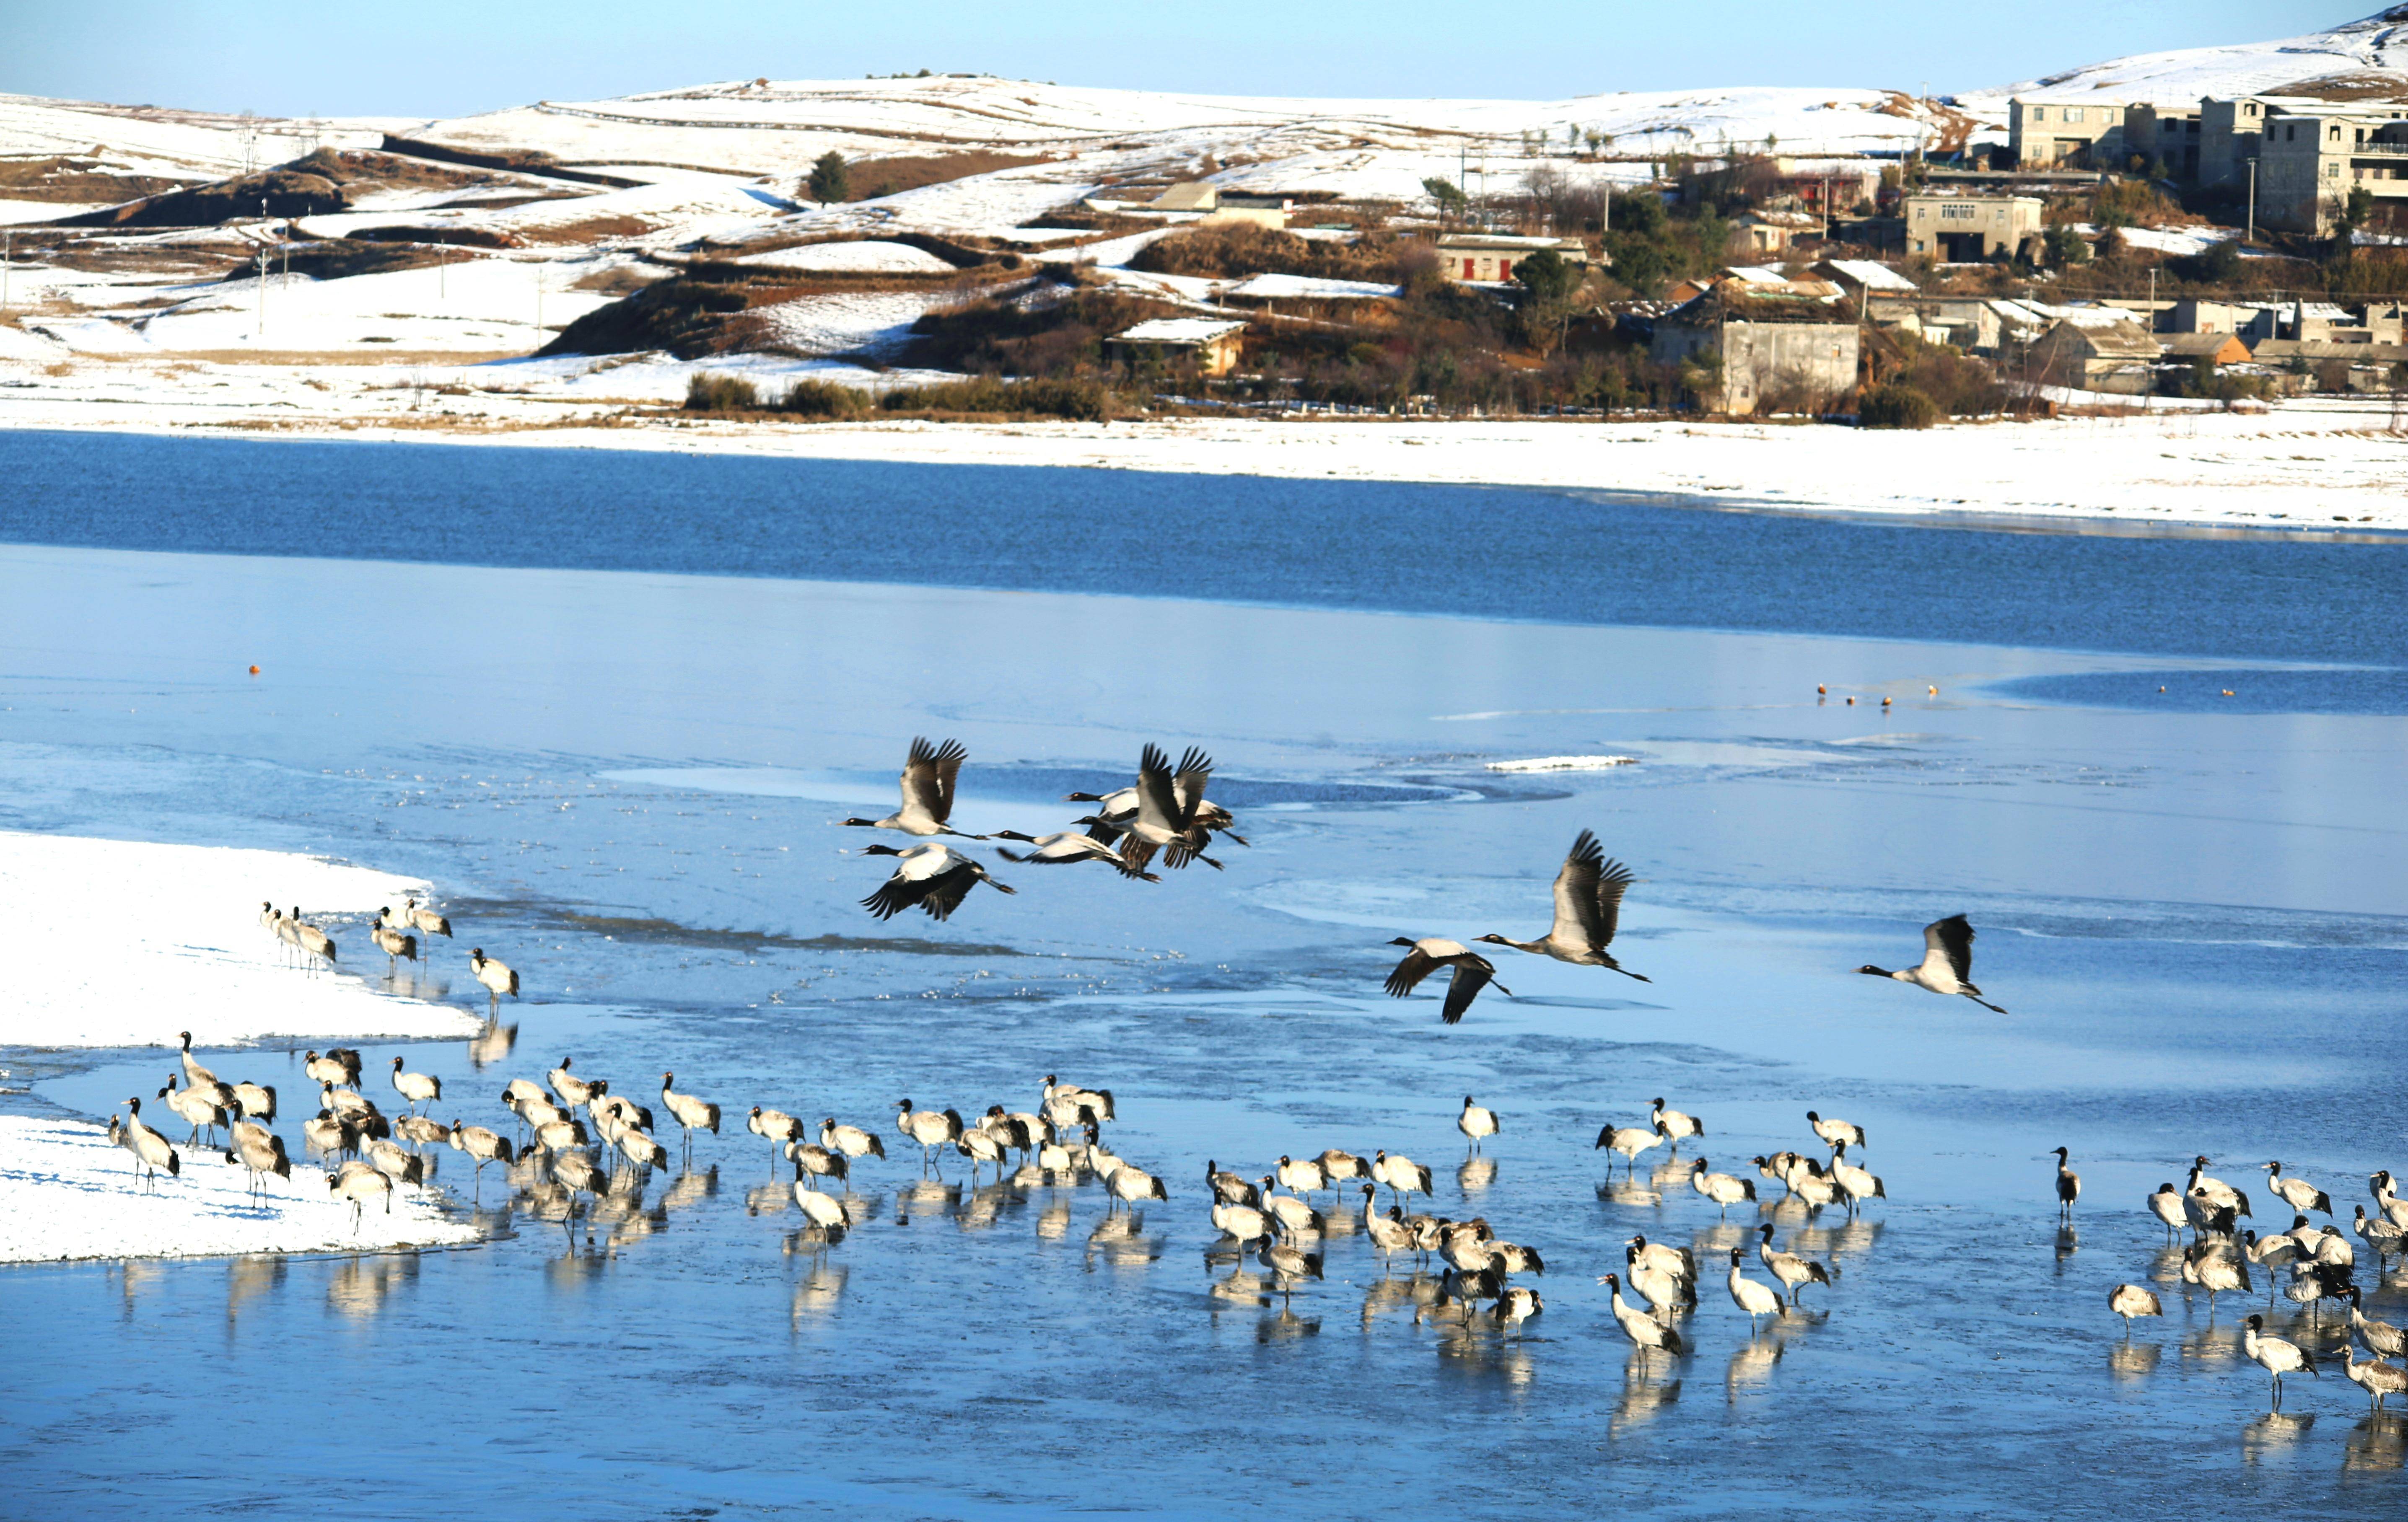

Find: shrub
1860;382;1940;429
684;373;760;412
808;151;850;204
877;377;1121;420
780;378;870;418
1127;223;1399;283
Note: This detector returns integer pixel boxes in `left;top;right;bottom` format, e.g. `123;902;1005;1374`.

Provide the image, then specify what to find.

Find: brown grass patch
845;151;1051;201
517;215;657;246
0;156;184;203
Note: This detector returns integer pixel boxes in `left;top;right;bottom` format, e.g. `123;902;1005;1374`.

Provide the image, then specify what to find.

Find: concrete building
1864;293;2025;355
1433;233;1587;284
2159;332;2253;365
2025;318;2160;393
2254;104;2408;233
2128;104;2204;176
1107;317;1247;376
1650;290;1860;416
1812;259;1919;296
2009;98;2128;168
1902;194;2045;262
2169;298;2280;342
1736;209;1820;254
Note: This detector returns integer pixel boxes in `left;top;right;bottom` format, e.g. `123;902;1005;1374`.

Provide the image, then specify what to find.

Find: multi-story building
2008;98;2128;168
2255;104;2408;233
1901;194;2045;262
2127;104;2203;177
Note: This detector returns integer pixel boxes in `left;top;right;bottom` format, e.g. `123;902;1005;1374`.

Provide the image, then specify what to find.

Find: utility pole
2;229;11;316
255;246;269;337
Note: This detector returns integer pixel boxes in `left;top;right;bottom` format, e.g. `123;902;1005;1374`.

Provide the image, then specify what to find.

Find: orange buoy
247;665;260;675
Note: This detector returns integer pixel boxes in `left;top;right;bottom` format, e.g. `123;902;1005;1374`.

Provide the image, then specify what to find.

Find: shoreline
3;376;2405;539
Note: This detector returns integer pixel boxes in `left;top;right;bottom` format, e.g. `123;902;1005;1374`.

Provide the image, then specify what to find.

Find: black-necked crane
446;1120;514;1197
2263;1161;2332;1217
746;1106;804;1172
1107;1163;1166;1211
1756;1223;1832;1305
989;830;1159;881
2149;1182;2188;1240
1475;829;1650;981
223;1121;290;1198
364;1136;424;1186
1068;776;1246;853
858;843;1014;921
1650;1098;1701;1152
1361;1188;1414;1267
1458;1096;1498;1154
1275;1154;1327;1196
290;909;337;975
176;1030;218;1091
1257;1178;1323;1236
1690;1157;1757;1217
371;912;418;975
1727;1247;1785;1332
552;1149;604;1239
2312;1224;2356;1268
328;1160;391;1232
1370;1149;1432;1207
614;1124;669;1175
1213;1196;1270;1244
1383;937;1509;1024
468;949;518;1020
793;1181;849;1235
1828;1142;1886;1212
894;1099;964;1174
272;905;300;966
119;1098;178;1188
1257;1235;1324;1304
2188;1157;2251;1219
660;1073;719;1157
820;1118;885;1172
308;1048;364;1088
786;1139;849;1193
401;896;451;940
2188;1190;2239;1242
302;1110;356;1160
2052;1147;2080;1217
838;736;984;839
2373;1170;2408;1231
1856;914;2004;1012
1595;1120;1661;1177
2343;1344;2408;1410
230;1080;276;1125
1316;1149;1368;1188
2109;1283;2163;1333
389;1056;440;1114
1078;744;1221;875
2348;1286;2408;1359
2242;1314;2316;1411
159;1074;229;1149
546;1057;598;1110
1496;1284;1543;1338
2182;1241;2252;1317
2357;1206;2407;1269
1622;1236;1695;1314
1041;1075;1113;1127
1208;1161;1258;1206
1807;1111;1866;1153
1601;1273;1685;1370
956;1125;1009;1185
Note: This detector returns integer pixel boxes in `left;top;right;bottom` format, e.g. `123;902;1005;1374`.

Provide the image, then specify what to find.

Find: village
0;8;2404;514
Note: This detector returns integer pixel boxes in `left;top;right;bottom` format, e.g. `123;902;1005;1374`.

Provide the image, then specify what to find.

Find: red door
1498;259;1512;280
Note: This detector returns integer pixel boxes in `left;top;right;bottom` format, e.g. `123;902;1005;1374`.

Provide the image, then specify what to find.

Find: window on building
2068;108;2084;123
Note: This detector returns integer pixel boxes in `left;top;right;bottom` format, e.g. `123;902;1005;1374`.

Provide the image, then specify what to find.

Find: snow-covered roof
1817;259;1918;291
1111;317;1247;345
1223;272;1399;301
1723;266;1788;285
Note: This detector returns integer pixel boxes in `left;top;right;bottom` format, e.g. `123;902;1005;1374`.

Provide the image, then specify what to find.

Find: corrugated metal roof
1817;259;1918;291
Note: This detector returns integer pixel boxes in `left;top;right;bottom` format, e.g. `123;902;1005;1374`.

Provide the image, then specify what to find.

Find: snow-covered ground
736;239;956;273
0;1115;476;1263
0;830;482;1048
1969;5;2408;111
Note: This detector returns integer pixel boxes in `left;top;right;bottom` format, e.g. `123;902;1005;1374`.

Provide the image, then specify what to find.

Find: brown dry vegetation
0;155;184;203
1128;224;1402;282
843;151;1052;201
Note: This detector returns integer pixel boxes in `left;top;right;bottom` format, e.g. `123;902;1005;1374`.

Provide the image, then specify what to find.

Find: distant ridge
1970;6;2408;109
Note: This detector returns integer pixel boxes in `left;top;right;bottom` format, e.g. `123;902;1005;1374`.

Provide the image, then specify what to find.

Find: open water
1;429;2403;1518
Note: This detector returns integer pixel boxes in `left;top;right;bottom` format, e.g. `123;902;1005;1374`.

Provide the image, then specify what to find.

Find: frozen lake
1;434;2404;1516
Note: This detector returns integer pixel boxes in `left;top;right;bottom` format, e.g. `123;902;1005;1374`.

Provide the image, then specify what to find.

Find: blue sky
3;1;2354;117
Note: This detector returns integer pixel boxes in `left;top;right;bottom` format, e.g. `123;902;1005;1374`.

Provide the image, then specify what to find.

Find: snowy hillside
1970;5;2408;109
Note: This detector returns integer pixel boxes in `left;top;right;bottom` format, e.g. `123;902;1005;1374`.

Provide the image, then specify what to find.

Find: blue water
2;432;2405;1517
0;428;2401;673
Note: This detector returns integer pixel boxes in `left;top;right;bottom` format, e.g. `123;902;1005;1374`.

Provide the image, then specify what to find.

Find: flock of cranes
88;732;2405;1418
2067;1147;2408;1410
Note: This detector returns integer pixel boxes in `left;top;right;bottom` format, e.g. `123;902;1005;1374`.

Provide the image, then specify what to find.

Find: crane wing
1926;915;1976;984
861;866;936;920
899;736;968;825
1132;744;1182;832
1439;958;1500;1025
915;864;980;921
1552;830;1607;945
1384;945;1439;999
1169;747;1214;829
